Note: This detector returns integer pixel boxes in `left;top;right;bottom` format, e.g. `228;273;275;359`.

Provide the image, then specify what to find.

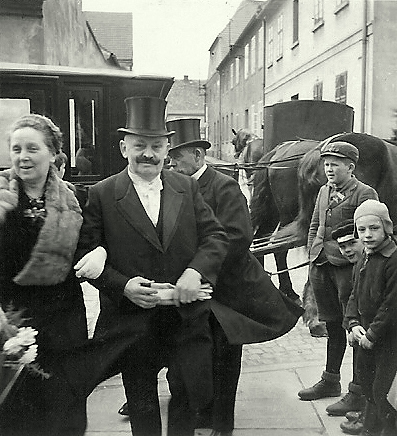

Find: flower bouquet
0;306;41;406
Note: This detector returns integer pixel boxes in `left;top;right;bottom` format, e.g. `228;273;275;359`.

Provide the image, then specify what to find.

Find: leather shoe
340;412;364;435
118;402;129;416
298;371;341;401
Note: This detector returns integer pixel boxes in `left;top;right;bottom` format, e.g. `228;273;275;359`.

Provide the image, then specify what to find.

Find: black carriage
0;63;173;184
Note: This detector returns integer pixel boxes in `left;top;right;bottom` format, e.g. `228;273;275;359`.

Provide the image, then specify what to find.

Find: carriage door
64;86;103;182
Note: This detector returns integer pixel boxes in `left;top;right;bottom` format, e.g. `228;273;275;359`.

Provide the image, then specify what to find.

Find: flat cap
320;141;359;163
331;219;355;242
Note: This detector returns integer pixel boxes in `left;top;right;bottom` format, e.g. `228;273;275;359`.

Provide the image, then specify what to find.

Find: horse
232;128;265;202
251;132;397;333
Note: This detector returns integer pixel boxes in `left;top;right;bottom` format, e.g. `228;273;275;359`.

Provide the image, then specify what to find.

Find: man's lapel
115;169;163;251
161;172;184;252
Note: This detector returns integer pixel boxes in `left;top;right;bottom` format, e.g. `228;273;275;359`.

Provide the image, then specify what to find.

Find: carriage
0;62;174;184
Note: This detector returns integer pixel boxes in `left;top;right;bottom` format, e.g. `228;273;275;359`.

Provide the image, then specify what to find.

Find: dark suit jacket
308;177;378;266
75;168;228;403
198;166;303;345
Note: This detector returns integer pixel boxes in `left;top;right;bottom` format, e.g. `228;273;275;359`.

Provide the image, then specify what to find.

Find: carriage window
68;90;100;176
0;98;30;168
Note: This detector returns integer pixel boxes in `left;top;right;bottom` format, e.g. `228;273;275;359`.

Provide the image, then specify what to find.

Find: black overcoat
198;166;303;345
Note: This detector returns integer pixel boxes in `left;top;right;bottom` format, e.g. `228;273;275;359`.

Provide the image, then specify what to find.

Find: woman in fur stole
0;114;102;436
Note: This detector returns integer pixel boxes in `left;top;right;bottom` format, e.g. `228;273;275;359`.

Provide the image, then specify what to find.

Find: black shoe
298;371;341;401
326;390;366;416
118;402;129;416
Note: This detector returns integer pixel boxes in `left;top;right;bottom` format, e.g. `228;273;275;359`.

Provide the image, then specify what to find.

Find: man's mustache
135;156;161;165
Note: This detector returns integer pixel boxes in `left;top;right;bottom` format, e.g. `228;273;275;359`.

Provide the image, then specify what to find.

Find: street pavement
84;248;354;436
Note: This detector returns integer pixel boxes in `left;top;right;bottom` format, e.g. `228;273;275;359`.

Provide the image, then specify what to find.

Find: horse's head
232;128;252;157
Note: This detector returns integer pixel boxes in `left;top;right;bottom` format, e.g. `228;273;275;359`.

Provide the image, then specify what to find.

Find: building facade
206;0;397;160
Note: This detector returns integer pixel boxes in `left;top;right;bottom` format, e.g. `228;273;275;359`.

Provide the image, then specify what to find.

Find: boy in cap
344;199;397;436
331;220;366;434
299;141;378;417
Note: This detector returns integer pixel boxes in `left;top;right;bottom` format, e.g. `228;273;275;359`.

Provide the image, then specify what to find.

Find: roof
84;11;133;62
167;77;205;116
207;0;266;76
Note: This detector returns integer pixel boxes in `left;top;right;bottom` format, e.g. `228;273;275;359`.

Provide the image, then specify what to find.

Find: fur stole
0;166;83;286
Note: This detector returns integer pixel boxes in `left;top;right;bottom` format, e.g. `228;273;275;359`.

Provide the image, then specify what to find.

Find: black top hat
118;97;175;137
166;118;211;150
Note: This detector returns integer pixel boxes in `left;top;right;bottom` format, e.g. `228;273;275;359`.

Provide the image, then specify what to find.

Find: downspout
217;69;222;159
262;18;266;151
360;0;368;133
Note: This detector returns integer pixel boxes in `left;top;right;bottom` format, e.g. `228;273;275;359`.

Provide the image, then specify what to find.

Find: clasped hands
123;269;212;309
350;325;374;350
73;250;211;309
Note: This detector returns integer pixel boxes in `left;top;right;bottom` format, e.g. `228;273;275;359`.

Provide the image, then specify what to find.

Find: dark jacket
345;238;397;343
308;177;378;266
198;166;303;345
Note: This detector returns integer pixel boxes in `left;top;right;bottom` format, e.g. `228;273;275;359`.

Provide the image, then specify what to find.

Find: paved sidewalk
85;249;354;435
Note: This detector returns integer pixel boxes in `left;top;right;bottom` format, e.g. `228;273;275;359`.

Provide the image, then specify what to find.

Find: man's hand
347;331;355;347
123;277;161;309
359;335;374;350
74;246;107;279
174;268;202;305
351;325;366;342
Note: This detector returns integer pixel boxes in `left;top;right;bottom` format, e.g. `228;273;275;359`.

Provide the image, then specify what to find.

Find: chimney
184;75;189;81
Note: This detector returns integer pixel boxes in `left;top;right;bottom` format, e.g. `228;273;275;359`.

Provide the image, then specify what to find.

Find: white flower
3;336;24;355
19;344;38;364
15;327;38;346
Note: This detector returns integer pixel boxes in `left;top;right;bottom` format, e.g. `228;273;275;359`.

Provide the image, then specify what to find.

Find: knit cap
353;199;393;236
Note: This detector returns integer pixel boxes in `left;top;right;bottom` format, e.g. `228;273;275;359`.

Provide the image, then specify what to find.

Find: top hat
118;97;175;137
320;141;359;163
166;118;211;150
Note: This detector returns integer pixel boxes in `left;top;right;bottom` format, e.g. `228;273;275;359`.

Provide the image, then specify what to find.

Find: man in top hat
76;98;229;436
162;118;303;436
299;141;378;417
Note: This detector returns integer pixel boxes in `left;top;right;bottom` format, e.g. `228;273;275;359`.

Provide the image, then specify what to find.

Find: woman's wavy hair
8;114;63;155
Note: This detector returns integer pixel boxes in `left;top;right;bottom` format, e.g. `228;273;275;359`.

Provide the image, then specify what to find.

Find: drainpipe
262;18;266;151
360;0;368;133
217;69;222;159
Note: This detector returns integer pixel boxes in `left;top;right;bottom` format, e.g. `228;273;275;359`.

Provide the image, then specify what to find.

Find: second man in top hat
165;117;303;436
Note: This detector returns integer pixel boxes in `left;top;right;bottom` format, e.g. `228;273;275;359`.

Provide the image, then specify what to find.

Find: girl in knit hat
344;199;397;436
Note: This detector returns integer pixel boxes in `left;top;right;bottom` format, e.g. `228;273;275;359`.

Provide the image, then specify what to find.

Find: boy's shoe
298;371;341;401
326;383;366;416
340;412;364;434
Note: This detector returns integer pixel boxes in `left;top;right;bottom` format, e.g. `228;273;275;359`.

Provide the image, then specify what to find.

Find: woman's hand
0;179;18;223
74;246;107;279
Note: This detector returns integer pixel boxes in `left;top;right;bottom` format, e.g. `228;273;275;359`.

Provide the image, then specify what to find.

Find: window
277;14;284;59
314;0;324;28
335;71;347;104
251;104;257;134
293;0;299;44
244;109;249;128
267;25;274;67
258;101;263;133
230;61;234;89
313;81;323;100
257;26;264;69
251;35;257;74
244;44;250;79
236;57;240;84
226;114;229;141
